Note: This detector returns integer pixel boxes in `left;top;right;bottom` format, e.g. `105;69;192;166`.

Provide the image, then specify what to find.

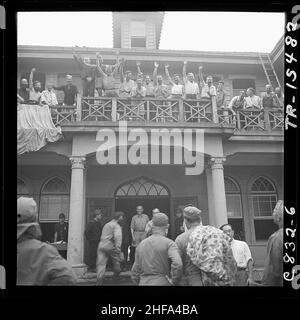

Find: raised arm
183;61;187;81
96;58;107;77
113;58;124;78
153;62;159;86
29;68;36;90
198;66;205;86
136;61;142;77
165;64;174;86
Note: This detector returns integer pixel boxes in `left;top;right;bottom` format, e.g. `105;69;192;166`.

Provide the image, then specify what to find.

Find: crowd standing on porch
17;50;284;126
17;196;284;286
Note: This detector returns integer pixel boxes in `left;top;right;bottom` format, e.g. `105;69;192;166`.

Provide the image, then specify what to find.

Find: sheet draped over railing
18;104;62;155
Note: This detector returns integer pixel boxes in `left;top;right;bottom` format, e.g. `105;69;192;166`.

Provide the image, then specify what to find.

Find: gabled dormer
112;12;164;49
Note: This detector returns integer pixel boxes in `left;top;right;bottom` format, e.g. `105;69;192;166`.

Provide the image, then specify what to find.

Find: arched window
116;177;169;197
17;178;29;197
225;177;244;240
39;177;69;221
251;176;278;241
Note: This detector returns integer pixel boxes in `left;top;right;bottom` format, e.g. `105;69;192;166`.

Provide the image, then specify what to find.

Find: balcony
51;95;284;133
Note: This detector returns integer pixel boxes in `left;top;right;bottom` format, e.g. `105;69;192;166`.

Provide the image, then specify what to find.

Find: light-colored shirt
244;95;262;109
171;84;184;95
145;220;153;236
184;80;199;95
275;93;284;108
130;214;149;232
119;79;135;96
130;86;146;98
99;219;122;253
228;95;246;110
144;82;155;96
175;226;203;286
154;83;169;98
29;89;42;102
201;83;216;98
230;239;252;269
40;90;58;106
131;233;183;285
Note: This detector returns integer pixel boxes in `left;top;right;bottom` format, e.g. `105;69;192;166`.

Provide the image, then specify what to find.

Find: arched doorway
114;177;171;221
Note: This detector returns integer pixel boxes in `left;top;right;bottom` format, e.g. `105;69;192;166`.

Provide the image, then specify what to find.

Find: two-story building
17;12;284;275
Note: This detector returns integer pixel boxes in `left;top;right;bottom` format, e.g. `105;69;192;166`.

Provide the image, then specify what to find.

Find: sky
17;11;285;52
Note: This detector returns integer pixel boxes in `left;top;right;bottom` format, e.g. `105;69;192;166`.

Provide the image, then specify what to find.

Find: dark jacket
85;219;103;243
17;223;77;285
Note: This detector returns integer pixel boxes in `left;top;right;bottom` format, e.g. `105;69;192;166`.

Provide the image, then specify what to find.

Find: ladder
259;53;281;90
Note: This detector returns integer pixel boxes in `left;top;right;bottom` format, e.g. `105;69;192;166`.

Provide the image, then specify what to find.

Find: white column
67;156;87;275
210;157;228;228
205;167;216;226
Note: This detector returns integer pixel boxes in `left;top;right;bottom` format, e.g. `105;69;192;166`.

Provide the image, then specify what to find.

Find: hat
66;74;72;80
183;206;202;221
17;197;37;223
152;212;169;227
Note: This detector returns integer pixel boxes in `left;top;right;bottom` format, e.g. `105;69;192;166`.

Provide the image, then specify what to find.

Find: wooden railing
217;108;284;131
50;95;284;132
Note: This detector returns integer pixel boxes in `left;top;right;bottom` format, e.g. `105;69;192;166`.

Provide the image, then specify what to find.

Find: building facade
17;12;284;274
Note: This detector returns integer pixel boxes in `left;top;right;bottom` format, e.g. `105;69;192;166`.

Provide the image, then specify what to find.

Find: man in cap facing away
96;211;124;285
131;213;183;286
175;206;203;286
17;197;76;285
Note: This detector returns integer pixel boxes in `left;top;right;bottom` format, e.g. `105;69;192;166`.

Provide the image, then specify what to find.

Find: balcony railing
50;95;284;132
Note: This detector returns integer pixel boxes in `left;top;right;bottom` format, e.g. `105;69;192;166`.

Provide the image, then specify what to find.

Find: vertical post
209;157;228;227
178;98;184;122
67;156;86;276
146;100;150;121
111;98;117;121
211;96;218;124
76;93;82;122
264;109;271;130
205;167;216;226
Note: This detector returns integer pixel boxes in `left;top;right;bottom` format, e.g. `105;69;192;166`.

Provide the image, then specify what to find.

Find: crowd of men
17;50;284;123
17;196;283;286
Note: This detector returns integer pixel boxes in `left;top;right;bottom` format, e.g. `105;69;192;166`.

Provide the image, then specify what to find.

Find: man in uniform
220;224;254;286
17;197;76;285
130;206;149;263
175;206;203;286
85;208;103;272
145;208;160;237
131;213;183;286
96;211;124;285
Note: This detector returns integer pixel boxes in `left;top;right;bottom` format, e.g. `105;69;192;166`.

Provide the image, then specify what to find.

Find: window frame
249;176;278;244
39;176;70;222
224;176;245;241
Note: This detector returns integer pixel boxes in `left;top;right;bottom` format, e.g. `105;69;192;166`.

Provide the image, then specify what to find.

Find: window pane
224;178;239;193
253;195;277;216
252;177;275;192
228;218;245;241
131;21;146;37
254;219;278;241
131;37;146;48
42;177;68;193
40;195;69;221
226;194;242;217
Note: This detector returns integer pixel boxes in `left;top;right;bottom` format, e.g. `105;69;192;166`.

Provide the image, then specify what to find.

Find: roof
112;12;165;48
